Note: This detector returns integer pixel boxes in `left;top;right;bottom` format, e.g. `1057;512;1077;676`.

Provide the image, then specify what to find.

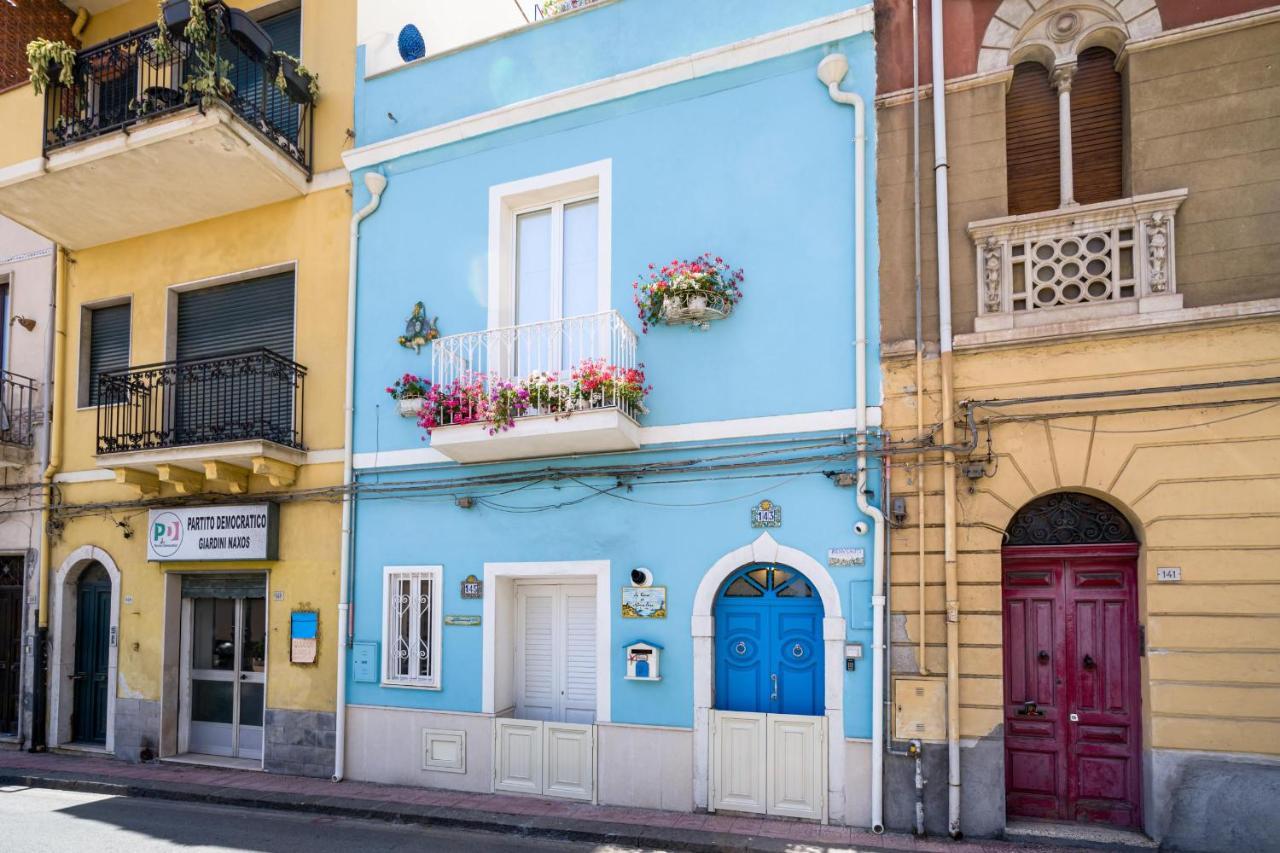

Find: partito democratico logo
150;512;183;557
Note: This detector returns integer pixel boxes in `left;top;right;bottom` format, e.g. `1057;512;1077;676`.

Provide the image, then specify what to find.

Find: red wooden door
1002;543;1142;828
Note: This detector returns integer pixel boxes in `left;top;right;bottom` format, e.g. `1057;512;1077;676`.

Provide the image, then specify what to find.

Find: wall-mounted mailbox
623;639;663;681
352;641;379;683
290;610;318;664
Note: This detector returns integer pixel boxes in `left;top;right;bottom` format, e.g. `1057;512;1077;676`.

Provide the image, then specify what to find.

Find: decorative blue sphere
397;24;426;62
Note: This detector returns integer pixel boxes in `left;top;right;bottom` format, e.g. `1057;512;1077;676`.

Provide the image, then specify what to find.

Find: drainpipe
818;53;886;834
929;0;962;838
333;171;388;782
71;8;90;40
32;246;67;752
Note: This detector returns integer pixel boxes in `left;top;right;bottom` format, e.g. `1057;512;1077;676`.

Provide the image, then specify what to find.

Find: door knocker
734;641;748;656
791;643;805;659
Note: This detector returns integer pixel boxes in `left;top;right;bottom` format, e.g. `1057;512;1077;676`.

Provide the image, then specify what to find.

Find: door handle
1016;700;1044;717
770;673;778;701
239;673;248;681
1082;654;1096;670
1037;650;1050;664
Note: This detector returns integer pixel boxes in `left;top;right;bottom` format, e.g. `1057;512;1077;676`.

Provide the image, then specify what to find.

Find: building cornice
881;298;1280;359
343;5;874;171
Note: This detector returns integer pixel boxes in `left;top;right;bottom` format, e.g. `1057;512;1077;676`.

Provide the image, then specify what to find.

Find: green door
72;563;111;744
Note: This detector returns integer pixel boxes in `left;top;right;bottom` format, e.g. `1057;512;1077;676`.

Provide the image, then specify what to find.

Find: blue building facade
342;0;881;826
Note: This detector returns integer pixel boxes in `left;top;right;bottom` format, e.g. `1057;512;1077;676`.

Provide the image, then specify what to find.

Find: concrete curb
0;770;824;853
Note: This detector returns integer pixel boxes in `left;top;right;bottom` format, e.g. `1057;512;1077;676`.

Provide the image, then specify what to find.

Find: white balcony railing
968;189;1188;332
431;310;642;425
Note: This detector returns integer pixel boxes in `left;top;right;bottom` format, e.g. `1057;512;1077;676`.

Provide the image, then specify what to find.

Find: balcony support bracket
252;456;298;488
204;461;252;494
157;464;206;496
114;467;160;498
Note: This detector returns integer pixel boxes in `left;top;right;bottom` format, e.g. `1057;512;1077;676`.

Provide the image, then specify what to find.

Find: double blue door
715;564;822;715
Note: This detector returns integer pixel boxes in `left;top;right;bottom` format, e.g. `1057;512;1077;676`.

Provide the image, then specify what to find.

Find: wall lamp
10;315;35;332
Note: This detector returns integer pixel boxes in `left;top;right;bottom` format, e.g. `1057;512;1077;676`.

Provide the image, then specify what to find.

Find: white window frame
381;564;443;689
488;160;612;331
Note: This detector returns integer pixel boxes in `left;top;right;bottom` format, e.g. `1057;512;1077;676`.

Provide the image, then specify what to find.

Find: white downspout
819;53;887;834
929;0;962;837
334;170;388;782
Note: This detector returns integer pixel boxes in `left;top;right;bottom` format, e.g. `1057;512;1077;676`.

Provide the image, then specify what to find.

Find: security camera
853;521;870;536
630;567;653;587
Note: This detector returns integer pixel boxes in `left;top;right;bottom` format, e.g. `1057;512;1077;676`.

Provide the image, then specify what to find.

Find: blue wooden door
715;565;823;715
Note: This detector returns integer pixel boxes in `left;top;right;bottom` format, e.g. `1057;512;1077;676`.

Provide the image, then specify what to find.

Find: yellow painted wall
32;0;357;718
882;319;1280;756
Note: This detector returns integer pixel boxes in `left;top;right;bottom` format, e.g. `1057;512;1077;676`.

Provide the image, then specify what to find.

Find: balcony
968;189;1188;333
95;348;305;494
0;370;39;467
0;2;314;249
429;310;642;464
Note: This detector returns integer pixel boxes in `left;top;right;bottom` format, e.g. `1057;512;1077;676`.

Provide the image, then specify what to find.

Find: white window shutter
562;588;597;724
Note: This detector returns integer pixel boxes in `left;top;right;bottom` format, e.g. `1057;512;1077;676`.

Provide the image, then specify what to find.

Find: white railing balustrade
430;310;643;428
968;189;1187;332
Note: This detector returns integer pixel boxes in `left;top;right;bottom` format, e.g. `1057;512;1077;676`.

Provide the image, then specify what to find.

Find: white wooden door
543;722;595;801
766;713;825;820
494;718;542;795
711;711;767;814
494;718;595;801
516;583;596;724
711;710;825;820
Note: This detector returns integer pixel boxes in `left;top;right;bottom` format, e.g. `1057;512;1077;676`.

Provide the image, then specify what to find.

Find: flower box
634;254;743;332
430;408;640;464
396;397;425;418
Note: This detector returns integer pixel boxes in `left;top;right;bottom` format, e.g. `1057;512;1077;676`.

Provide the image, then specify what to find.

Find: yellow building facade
0;0;354;775
873;2;1280;850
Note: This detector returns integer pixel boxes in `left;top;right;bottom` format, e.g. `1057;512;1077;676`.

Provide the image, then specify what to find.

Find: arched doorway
72;563;111;744
1001;492;1142;829
715;564;822;715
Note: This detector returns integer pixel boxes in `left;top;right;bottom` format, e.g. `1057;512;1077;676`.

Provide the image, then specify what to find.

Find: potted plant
419;375;488;433
633;253;744;332
271;51;319;105
25;38;78;95
386;373;431;417
161;0;195;39
570;358;650;414
522;371;573;416
226;7;272;62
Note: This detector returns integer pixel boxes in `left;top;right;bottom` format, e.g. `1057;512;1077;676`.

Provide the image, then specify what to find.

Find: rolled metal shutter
88;303;131;405
181;572;268;600
1071;46;1123;206
1005;62;1061;216
177;273;294;361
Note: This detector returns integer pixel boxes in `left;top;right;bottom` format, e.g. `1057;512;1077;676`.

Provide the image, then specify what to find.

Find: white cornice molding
343;5;874;172
352;406;883;471
877;298;1280;358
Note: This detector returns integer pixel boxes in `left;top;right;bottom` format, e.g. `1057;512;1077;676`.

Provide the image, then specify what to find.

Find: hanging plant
26;39;78;95
272;50;320;105
173;0;235;106
632;253;744;332
386;373;431;417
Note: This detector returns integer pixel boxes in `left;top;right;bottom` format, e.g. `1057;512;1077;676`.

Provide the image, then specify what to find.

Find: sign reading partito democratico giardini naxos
147;504;279;562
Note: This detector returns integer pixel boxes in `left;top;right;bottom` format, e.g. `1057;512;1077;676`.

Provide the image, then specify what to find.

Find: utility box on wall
894;677;946;741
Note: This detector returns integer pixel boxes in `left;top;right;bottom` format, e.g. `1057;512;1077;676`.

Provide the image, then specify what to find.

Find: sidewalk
0;749;1088;853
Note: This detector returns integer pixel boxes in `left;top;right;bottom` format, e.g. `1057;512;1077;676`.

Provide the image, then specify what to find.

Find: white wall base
596;723;694;812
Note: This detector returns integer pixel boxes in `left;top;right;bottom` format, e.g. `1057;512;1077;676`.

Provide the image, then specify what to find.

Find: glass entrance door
187;596;265;760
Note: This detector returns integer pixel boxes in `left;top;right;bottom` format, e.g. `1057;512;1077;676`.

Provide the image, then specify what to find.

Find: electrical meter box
894;677;947;741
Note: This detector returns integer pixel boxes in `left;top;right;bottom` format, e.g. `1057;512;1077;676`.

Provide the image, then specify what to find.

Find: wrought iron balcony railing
0;370;38;449
42;2;313;171
96;348;305;455
430;310;643;426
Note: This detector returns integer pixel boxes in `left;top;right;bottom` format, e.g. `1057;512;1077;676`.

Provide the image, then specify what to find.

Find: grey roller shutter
177;273;294;362
88;303;131;406
181;573;268;600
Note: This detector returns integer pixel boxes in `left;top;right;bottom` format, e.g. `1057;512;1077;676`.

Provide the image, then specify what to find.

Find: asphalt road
0;786;660;853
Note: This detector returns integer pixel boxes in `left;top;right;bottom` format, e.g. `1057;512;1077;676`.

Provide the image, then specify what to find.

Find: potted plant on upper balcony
25;38;78;95
271;50;320;105
570;358;650;415
386;373;431;418
633;253;744;332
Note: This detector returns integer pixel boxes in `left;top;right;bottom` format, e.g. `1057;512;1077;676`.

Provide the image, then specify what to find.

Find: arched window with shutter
1005;62;1061;216
1070;46;1124;205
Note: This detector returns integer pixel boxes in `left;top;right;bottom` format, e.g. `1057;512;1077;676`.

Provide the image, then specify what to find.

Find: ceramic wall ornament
621;585;667;618
398;301;440;353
